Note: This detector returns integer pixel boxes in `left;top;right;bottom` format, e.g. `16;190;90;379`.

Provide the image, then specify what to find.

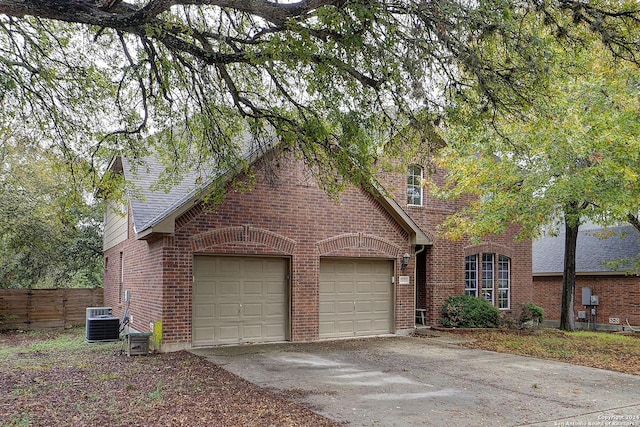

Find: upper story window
465;253;511;310
407;164;423;206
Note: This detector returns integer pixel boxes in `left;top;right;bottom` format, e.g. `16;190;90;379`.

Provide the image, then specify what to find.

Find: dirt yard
2;327;638;426
0;328;342;427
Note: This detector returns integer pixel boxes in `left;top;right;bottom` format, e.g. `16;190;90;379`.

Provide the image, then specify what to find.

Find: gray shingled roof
533;225;640;275
121;134;270;234
122;156;211;234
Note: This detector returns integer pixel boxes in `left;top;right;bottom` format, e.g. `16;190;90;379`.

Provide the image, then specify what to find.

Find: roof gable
113;148;430;244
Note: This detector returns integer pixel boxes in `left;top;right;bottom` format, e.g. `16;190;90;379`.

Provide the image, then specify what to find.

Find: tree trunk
627;213;640;233
560;203;580;331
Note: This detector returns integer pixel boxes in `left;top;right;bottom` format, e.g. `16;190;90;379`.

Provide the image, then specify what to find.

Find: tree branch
627;213;640;233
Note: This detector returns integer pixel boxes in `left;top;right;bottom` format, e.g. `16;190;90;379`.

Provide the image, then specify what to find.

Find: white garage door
319;259;393;338
193;256;287;346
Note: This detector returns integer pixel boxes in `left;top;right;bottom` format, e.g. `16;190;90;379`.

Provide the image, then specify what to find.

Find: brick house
102;146;532;351
533;224;640;330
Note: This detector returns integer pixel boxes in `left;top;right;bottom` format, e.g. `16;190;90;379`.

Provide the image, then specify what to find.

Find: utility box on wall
124;332;152;356
581;287;600;306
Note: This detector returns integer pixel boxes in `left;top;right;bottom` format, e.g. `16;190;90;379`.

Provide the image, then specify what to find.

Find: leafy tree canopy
2;1;640;196
435;39;640;241
0;131;103;288
431;24;640;330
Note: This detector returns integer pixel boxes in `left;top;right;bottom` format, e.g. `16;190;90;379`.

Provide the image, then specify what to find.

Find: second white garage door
319;259;393;338
192;256;288;346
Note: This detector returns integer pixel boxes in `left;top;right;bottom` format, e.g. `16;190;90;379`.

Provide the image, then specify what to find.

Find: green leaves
437;31;640;241
0;1;639;219
0;137;103;289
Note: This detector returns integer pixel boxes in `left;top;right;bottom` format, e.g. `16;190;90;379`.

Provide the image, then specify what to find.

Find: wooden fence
0;288;104;330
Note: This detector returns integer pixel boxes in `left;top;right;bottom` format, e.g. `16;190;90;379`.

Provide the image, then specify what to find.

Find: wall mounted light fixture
400;253;411;270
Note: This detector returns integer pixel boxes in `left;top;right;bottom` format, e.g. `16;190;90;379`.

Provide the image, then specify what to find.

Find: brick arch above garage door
191;225;296;253
316;233;402;258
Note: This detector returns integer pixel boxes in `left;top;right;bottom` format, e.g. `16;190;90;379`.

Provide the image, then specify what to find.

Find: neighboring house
532;224;640;330
102;146;532;351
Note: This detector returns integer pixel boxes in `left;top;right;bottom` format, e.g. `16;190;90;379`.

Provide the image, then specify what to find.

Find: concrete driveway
191;333;640;426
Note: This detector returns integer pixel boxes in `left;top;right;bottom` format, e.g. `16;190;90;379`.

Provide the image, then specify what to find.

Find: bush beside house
439;295;502;328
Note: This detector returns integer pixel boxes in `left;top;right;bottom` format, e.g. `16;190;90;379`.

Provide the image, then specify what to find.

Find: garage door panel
336;301;355;314
266;302;286;317
356;319;373;330
355;301;372;313
337;321;356;333
265;324;285;339
193;327;215;343
356;282;372;293
218;259;242;274
265;258;286;273
356;263;371;274
319;322;332;335
372;302;390;314
218;325;241;342
319;301;335;313
193;303;215;319
218;303;240;319
337;281;354;294
243;259;263;271
217;281;241;296
194;280;215;295
320;259;392;339
320;282;336;294
373;319;389;330
242;325;263;340
243;281;264;295
335;263;354;274
266;281;285;295
373;281;390;293
193;256;287;346
194;259;215;276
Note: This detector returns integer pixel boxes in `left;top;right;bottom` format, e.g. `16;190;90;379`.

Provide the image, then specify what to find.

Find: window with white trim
481;253;494;304
407;164;423;206
498;255;511;309
464;252;511;310
465;254;478;296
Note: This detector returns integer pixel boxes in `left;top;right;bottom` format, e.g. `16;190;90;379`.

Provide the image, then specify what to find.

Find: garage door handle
239;304;243;314
353;301;356;310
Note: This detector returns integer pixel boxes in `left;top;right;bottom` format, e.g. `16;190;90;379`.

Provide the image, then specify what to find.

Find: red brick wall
117;151;415;347
533;275;640;329
378;162;533;325
104;149;534;349
103;206;165;334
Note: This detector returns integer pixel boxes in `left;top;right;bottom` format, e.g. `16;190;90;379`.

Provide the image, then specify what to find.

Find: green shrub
439;294;502;328
519;302;544;327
